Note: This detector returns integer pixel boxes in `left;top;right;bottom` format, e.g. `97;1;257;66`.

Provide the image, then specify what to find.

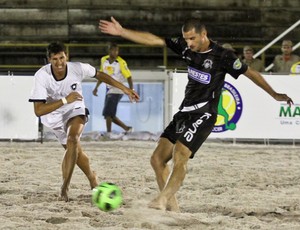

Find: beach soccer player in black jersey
99;17;293;212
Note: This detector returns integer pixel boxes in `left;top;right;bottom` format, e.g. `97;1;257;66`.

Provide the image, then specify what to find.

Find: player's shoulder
116;56;128;66
166;36;186;46
253;58;263;63
66;62;82;71
211;41;227;55
291;54;300;60
67;62;95;76
68;61;91;68
35;64;51;77
116;56;126;63
215;43;234;59
101;55;110;61
67;61;82;66
274;54;283;60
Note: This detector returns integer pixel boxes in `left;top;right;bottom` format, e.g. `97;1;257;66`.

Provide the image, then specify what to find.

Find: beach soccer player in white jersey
29;41;139;202
99;17;293;212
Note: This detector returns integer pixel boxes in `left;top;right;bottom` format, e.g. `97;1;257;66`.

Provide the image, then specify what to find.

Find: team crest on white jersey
71;83;77;90
203;59;213;69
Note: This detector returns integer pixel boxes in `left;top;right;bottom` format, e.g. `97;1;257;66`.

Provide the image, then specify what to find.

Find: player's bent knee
67;135;80;145
150;153;159;168
174;142;192;160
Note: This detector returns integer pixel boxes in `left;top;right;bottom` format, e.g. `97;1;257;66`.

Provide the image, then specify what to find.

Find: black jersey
165;37;248;112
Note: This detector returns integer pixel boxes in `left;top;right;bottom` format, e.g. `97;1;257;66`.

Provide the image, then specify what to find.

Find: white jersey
29;62;96;130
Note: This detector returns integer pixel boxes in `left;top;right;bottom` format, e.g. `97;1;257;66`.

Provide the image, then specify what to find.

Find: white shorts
41;107;87;145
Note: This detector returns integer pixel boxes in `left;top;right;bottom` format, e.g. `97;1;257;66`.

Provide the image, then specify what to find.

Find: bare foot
166;203;180;212
89;171;99;189
148;196;167;211
166;197;181;212
59;188;69;202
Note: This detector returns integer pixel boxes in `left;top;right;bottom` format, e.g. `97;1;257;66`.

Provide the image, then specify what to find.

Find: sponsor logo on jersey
184;113;212;142
233;59;242;70
105;66;114;75
171;37;179;44
187;66;211;84
212;81;243;132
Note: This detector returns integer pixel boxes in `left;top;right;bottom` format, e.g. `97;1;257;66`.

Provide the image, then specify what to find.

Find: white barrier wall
170;72;300;139
0;75;38;140
0;71;167;140
1;72;299;140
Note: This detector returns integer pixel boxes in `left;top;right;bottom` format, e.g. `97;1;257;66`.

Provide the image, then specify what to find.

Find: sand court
1;140;300;229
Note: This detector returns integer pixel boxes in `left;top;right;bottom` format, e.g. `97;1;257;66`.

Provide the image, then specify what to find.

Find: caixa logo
184;113;212;142
212;81;243;133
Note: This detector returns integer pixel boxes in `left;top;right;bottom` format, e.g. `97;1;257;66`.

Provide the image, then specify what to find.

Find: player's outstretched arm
95;71;139;102
99;16;166;47
244;67;293;106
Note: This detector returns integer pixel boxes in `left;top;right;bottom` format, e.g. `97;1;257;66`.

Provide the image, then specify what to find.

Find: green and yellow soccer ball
92;182;123;212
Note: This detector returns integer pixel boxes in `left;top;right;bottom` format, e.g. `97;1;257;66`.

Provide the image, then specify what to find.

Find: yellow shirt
100;55;131;94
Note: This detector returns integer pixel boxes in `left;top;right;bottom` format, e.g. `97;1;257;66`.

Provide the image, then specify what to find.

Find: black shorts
161;108;217;158
102;93;123;117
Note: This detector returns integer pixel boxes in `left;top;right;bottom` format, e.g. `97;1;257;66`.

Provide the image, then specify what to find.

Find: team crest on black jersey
203;59;213;69
71;83;77;90
233;59;242;70
171;37;179;44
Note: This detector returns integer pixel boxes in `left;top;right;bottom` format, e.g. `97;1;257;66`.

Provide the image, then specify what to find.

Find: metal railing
0;41;298;71
0;43;168;70
253;19;300;72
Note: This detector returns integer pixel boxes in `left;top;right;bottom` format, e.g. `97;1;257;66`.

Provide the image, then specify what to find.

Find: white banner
170;72;300;139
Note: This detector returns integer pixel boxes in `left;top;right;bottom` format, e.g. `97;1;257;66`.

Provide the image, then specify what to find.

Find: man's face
243;50;254;60
109;47;119;59
281;43;292;55
182;28;206;52
48;51;67;74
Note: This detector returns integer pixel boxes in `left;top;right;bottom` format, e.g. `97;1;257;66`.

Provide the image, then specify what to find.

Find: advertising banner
171;72;300;139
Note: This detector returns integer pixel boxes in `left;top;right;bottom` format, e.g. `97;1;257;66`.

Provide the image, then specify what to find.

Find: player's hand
99;16;123;36
274;93;293;107
66;92;83;103
124;88;139;103
92;88;98;96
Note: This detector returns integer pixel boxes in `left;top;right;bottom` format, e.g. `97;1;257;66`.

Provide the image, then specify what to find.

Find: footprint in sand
45;217;68;224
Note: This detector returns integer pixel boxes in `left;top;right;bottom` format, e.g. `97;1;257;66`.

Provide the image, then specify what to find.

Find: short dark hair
46;41;66;58
108;42;118;52
182;18;206;33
